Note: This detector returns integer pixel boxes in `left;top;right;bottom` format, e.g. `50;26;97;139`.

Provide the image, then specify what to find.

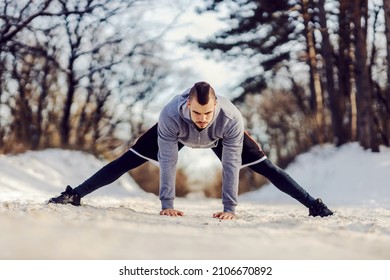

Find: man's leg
76;123;162;197
49;124;159;204
74;150;147;197
240;132;332;216
249;159;316;207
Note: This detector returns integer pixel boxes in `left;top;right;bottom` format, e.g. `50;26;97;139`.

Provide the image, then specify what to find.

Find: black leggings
75;149;147;197
249;159;315;207
75;149;315;208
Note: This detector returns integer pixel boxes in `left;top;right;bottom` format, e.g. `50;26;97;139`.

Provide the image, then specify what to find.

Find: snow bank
241;143;390;208
0;149;142;202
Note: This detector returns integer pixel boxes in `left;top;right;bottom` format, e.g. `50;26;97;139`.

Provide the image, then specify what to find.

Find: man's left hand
160;208;184;217
213;212;236;220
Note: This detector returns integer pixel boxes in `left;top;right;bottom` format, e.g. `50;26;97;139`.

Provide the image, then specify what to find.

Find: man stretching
49;81;333;220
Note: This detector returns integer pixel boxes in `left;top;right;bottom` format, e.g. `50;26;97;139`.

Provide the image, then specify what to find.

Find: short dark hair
189;81;216;105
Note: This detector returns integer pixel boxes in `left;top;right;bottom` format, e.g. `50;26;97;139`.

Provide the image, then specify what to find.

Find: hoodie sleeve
157;106;180;210
221;117;244;213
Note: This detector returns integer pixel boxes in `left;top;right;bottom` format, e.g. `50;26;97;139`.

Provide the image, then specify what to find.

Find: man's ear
187;100;191;108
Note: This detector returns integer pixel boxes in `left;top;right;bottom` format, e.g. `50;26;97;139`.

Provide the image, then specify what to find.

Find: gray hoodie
157;88;244;213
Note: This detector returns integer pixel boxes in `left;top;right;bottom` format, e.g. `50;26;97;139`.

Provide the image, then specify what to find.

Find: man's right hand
160;209;184;217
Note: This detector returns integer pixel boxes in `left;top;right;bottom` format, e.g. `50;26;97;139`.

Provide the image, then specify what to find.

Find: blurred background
1;0;389;197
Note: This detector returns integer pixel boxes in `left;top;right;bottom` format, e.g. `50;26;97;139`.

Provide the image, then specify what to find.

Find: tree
0;0;174;154
383;0;390;142
56;0;128;146
317;0;348;146
337;0;356;142
301;0;326;143
193;0;331;160
0;0;55;149
7;40;59;150
194;0;388;154
0;0;54;47
352;0;379;151
195;0;299;96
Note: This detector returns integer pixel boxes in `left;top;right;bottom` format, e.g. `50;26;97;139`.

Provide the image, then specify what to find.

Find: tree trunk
352;0;378;151
33;56;51;149
317;0;348;146
60;57;76;147
0;54;5;146
301;0;325;144
383;0;390;145
338;0;355;141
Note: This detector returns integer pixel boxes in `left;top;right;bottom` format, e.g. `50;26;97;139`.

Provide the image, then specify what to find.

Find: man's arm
220;118;244;214
157;110;180;212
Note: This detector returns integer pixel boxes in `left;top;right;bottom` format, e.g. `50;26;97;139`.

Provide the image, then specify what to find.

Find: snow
241;143;390;207
0;143;389;260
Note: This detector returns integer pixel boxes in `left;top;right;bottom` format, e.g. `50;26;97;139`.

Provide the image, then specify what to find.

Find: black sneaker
48;185;81;206
309;198;333;217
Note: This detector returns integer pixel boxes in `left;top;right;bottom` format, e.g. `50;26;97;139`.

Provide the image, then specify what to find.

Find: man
49;81;333;220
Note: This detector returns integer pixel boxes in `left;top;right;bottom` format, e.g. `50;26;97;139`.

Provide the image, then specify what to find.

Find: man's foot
309;198;333;217
48;185;81;206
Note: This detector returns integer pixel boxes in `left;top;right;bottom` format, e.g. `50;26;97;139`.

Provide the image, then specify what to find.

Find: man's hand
160;208;184;217
213;212;236;220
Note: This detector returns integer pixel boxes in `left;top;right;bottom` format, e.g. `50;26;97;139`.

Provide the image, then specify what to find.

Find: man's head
187;81;217;129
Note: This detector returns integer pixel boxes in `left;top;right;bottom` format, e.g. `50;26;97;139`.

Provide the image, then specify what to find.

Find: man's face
187;97;216;129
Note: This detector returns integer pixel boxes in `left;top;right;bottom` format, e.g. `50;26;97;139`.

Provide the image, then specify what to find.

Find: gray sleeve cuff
161;199;174;210
223;204;236;213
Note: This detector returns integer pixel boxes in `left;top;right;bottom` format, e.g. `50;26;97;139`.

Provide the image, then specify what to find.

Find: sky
144;0;244;99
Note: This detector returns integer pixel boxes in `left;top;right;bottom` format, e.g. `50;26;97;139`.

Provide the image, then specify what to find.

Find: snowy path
1;197;389;259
